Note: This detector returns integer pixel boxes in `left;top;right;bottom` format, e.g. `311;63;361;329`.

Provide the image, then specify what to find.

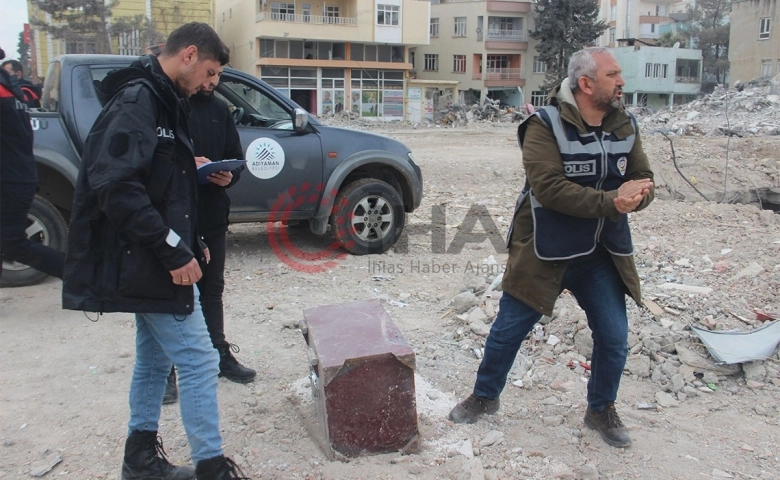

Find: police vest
512;105;636;260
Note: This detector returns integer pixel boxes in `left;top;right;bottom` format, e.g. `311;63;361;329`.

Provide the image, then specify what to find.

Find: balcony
484;68;525;87
486;29;526;42
675;76;700;84
256;11;358;26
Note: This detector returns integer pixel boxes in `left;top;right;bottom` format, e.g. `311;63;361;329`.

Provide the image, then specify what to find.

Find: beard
594;86;622;111
194;88;214;98
172;72;195;97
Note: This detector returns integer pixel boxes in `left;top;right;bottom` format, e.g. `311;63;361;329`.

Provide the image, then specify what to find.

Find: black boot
195;455;249;480
163;366;178;405
121;430;194;480
217;344;256;384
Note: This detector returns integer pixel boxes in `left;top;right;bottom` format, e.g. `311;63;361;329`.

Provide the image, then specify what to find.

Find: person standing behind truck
60;24;248;479
163;64;256;405
0;47;64;283
2;59;42;109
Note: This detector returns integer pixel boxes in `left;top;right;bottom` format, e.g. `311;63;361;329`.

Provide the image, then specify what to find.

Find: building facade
26;0;214;80
411;0;546;108
730;0;780;82
217;0;429;119
596;0;694;48
612;43;702;110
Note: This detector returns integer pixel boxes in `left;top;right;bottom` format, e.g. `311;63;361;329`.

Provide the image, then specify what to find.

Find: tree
16;31;32;77
30;0;116;54
656;31;689;49
530;0;608;90
688;0;730;91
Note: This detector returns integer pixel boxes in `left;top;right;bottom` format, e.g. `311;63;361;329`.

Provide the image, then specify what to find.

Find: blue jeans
128;286;223;464
474;247;629;411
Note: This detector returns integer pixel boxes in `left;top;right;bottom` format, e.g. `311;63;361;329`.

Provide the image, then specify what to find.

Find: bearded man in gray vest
449;47;654;448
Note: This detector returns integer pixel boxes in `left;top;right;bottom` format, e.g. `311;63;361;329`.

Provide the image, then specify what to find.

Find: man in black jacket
62;24;247;480
2;59;42;109
0;47;64;282
163;65;256;405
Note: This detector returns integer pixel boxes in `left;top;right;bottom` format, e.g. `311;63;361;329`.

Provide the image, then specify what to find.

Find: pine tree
688;0;730;91
529;0;608;90
16;32;32;77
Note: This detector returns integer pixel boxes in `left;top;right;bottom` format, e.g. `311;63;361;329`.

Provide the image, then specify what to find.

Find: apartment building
612;43;702;110
27;0;214;78
217;0;429;119
729;0;780;82
597;0;694;48
410;0;546;108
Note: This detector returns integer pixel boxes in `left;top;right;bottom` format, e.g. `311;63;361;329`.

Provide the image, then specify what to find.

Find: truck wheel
331;178;405;255
0;195;67;288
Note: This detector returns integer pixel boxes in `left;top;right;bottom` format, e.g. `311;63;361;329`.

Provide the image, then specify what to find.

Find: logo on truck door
246;137;285;179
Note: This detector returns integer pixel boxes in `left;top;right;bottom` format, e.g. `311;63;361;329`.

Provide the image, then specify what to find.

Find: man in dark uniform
2;59;42;109
0;47;64;282
163;64;256;404
61;24;248;479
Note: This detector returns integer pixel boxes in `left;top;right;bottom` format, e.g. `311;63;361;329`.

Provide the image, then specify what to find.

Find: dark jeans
0;182;64;279
197;232;228;348
473;247;629;411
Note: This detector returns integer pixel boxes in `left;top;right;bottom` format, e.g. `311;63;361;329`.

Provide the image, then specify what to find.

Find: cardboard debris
691;321;780;365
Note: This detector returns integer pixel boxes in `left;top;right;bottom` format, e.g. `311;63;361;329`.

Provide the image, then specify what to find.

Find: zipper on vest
593;132;608;242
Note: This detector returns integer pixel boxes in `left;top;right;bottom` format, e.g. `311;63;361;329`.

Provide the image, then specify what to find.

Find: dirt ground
1;123;779;480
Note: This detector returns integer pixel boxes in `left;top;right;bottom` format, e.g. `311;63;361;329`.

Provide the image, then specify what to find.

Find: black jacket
0;69;37;184
19;78;42;109
189;92;244;238
63;55;204;315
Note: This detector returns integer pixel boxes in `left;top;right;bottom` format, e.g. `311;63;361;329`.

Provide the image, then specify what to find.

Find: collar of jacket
137;55;192;116
549;78;631;135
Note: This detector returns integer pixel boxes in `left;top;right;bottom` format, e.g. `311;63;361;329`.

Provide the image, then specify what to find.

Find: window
410;51;415;68
217;77;292;130
610;5;617;22
377;4;399;26
430;17;439;37
453;55;466;73
424;54;438;71
645;63;668;78
303;4;311;22
324;5;338;22
454;17;467;37
759;17;771;40
270;2;294;20
531;90;548;107
533;56;547;74
486;55;508;70
761;60;773;77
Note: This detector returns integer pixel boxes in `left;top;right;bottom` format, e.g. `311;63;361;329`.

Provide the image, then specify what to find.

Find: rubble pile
637;77;780;137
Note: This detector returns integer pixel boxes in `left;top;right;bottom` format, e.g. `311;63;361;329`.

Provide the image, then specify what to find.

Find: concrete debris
636;81;780;137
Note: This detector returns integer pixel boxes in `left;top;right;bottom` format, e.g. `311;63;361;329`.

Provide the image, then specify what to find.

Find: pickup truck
2;54;423;287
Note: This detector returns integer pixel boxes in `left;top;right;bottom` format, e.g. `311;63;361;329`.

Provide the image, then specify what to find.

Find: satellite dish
673;42;680;48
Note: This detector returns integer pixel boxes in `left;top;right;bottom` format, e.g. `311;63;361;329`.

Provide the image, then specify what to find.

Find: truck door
215;75;323;221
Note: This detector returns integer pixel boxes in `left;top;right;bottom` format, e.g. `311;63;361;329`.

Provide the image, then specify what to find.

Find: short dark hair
2;59;24;74
162;22;230;66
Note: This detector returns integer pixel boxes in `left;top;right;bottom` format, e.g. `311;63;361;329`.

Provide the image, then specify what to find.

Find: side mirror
293;107;309;132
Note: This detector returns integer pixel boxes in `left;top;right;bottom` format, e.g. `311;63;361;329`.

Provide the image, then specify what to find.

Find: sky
2;0;30;61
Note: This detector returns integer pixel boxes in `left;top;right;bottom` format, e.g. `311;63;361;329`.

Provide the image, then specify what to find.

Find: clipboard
197;159;246;185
